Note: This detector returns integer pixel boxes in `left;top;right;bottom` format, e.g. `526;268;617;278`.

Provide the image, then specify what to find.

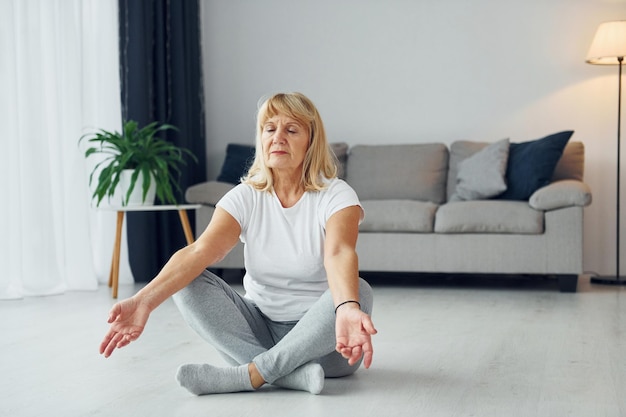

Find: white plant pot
119;169;157;206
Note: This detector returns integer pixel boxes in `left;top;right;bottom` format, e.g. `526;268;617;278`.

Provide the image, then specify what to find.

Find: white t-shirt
216;178;363;321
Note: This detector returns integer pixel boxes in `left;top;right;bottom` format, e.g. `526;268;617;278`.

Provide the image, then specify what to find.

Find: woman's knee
172;269;223;308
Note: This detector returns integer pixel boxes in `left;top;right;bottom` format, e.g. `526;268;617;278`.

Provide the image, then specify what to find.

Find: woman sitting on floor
99;92;377;395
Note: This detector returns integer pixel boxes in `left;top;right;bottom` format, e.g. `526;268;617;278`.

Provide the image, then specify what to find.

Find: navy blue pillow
496;131;574;200
216;144;256;184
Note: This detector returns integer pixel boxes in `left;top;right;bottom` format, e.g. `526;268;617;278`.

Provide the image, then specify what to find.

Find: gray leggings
172;270;374;384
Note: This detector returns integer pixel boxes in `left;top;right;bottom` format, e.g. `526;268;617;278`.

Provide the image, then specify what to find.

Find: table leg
178;209;195;245
110;211;124;299
108;247;114;288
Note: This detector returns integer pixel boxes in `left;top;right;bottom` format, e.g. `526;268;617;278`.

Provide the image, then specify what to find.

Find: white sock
175;363;254;395
272;362;325;395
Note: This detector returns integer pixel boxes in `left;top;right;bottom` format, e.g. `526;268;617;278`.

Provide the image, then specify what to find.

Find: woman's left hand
335;307;378;368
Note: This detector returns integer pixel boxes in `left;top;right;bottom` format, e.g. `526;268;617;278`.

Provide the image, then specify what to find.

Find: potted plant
80;120;197;206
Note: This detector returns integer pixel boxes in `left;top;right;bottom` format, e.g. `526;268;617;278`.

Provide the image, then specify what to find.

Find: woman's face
261;113;310;174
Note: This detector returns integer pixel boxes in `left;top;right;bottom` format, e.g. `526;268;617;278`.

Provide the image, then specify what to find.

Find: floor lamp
586;21;626;284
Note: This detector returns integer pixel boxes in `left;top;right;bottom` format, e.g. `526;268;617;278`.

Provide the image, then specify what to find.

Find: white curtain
0;0;133;299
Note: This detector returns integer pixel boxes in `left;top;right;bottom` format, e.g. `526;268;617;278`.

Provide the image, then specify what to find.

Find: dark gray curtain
118;0;206;282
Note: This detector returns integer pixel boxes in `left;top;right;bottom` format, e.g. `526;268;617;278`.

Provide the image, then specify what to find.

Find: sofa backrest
446;141;585;201
330;142;349;179
552;141;585;182
345;143;449;203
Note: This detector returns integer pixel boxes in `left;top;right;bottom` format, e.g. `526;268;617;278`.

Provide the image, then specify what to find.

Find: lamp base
590;276;626;285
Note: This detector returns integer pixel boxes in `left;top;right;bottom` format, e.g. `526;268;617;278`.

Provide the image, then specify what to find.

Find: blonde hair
242;92;338;192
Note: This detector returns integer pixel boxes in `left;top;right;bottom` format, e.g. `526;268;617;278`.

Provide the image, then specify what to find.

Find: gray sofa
186;137;592;292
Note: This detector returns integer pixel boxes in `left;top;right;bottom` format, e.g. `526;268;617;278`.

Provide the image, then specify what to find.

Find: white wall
200;0;626;277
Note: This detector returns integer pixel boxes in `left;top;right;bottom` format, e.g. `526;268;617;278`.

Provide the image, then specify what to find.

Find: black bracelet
334;300;361;314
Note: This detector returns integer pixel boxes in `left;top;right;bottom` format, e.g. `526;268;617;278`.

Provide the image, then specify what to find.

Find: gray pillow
450;138;510;201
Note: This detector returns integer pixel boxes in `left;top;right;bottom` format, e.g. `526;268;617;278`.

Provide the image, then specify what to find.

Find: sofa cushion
496;131;574;201
359;200;438;232
434;201;544;234
216;143;256;184
346;143;449;203
449;138;510;201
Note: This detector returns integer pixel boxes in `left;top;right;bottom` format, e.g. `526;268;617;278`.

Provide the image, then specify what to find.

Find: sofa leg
557;274;578;293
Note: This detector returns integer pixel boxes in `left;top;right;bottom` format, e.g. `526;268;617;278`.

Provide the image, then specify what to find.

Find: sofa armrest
185;181;235;206
529;180;592;210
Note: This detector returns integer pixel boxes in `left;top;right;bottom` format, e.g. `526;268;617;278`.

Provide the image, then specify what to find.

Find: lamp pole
586;21;626;284
615;56;621;282
590;55;623;285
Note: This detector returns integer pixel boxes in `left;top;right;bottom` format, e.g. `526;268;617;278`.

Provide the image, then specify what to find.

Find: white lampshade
586;20;626;65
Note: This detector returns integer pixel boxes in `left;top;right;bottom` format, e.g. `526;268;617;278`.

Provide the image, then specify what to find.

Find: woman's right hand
334;307;377;369
99;296;151;358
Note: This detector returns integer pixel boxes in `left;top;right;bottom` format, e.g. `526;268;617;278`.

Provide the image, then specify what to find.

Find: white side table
100;204;201;298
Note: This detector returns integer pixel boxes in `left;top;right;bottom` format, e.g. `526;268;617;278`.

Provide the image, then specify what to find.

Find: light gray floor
2;274;625;417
